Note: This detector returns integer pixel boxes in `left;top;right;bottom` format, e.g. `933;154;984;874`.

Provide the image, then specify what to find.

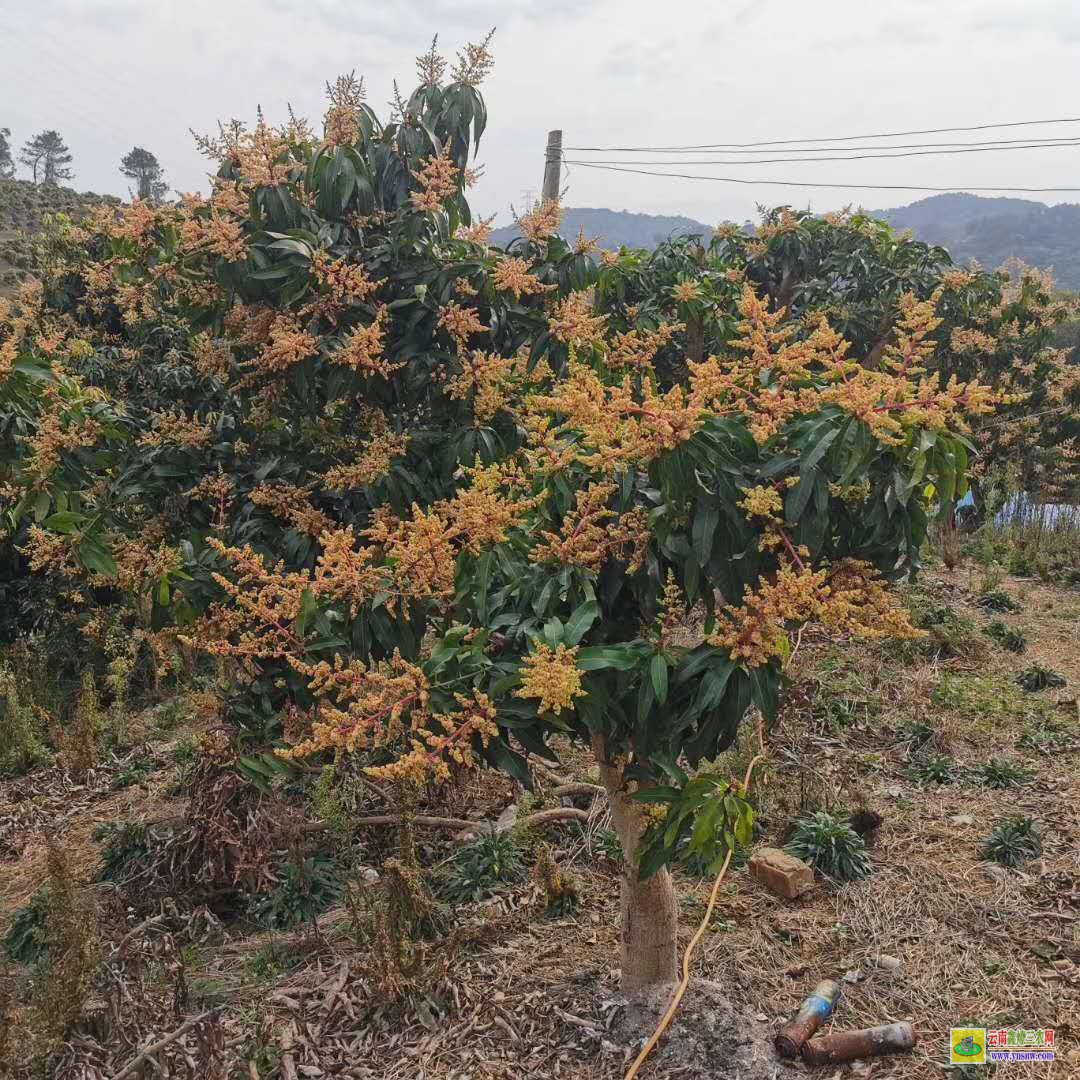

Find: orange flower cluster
253;316;318;374
137;410;215;449
438;301;488;353
515;643;586;715
278;650;430;759
707;559;922;667
548;292;608;349
20;389;103;486
607;322;680;371
249;481;335;537
410;150;459;212
331;307;400;376
0;280;45;381
531;481;648;572
308;253;379;321
492;257;555;301
322;429;409;489
111;536;182;590
515;199;562;242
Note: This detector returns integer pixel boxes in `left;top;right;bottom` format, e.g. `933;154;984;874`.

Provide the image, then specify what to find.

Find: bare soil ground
1;559;1077;1078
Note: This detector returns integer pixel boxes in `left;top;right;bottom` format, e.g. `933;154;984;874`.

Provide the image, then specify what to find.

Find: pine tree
19;131;74;185
0;128;13;180
119;146;169;202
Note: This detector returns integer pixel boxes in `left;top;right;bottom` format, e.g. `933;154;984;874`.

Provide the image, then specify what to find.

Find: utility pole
542;129;562;204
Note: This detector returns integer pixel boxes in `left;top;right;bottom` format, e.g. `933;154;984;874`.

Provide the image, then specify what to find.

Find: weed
0;666;50;777
589;827;623;866
970;759;1032;789
36;836;97;1043
532;844;580;917
62;670;101;779
4;889;50;964
981;816;1042;867
1015;664;1066;692
1018;721;1073;751
110;753;155;790
784;811;871;882
983;621;1027;653
245;943;301;981
443;832;524;903
94;822;154;886
977;589;1020;613
895;719;936;749
907;751;956;785
248;852;343;929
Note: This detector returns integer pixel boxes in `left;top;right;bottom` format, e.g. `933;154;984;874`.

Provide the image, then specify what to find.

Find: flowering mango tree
1;39;999;990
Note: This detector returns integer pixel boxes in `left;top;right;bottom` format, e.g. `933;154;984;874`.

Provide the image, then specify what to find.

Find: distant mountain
489;206;712;251
873;193;1080;290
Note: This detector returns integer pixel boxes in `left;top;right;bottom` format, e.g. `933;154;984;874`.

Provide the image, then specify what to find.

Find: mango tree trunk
592;735;679;990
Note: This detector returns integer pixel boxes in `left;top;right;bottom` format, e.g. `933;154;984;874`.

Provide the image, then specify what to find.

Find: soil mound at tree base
614;979;782;1079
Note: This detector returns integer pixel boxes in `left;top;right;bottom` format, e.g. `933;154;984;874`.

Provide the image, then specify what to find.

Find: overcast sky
3;0;1079;225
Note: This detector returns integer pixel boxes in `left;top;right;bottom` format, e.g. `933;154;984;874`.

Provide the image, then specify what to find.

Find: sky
2;0;1080;226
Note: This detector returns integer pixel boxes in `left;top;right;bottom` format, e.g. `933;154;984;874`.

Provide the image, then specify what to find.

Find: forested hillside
490;205;712;250
875;193;1080;290
0;179;117;293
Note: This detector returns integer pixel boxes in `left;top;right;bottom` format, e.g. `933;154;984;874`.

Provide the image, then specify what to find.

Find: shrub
61;670;101;779
983;621;1027;653
443;833;524;903
895;719;936;749
970;759;1032;789
981;816;1042;867
784;811;871;882
1016;664;1066;692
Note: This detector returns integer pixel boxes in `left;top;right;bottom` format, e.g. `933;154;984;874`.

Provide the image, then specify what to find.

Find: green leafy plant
442;833;524;904
895;719;936;748
93;822;155;886
1015;664;1066;692
248;853;343;929
977;589;1020;613
983;621;1027;653
784;811;870;882
981;816;1042;867
970;759;1032;789
908;751;956;784
4;888;50;964
1018;721;1073;751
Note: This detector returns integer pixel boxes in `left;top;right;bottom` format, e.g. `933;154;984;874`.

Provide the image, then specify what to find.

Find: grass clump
442;832;524;903
981;816;1042;867
983;620;1027;653
532;844;580;918
969;759;1032;789
784;811;870;883
1016;664;1066;692
93;822;155;886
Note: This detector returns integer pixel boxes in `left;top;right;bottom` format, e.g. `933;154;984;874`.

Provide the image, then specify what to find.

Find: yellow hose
623;751;766;1080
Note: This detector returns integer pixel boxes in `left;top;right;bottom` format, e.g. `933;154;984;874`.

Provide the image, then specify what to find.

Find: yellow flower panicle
515;643;586;716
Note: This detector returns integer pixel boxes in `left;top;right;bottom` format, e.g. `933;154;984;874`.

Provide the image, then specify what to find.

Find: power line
562;161;1080;194
568;140;1080;167
564;115;1080;152
565;135;1080;155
